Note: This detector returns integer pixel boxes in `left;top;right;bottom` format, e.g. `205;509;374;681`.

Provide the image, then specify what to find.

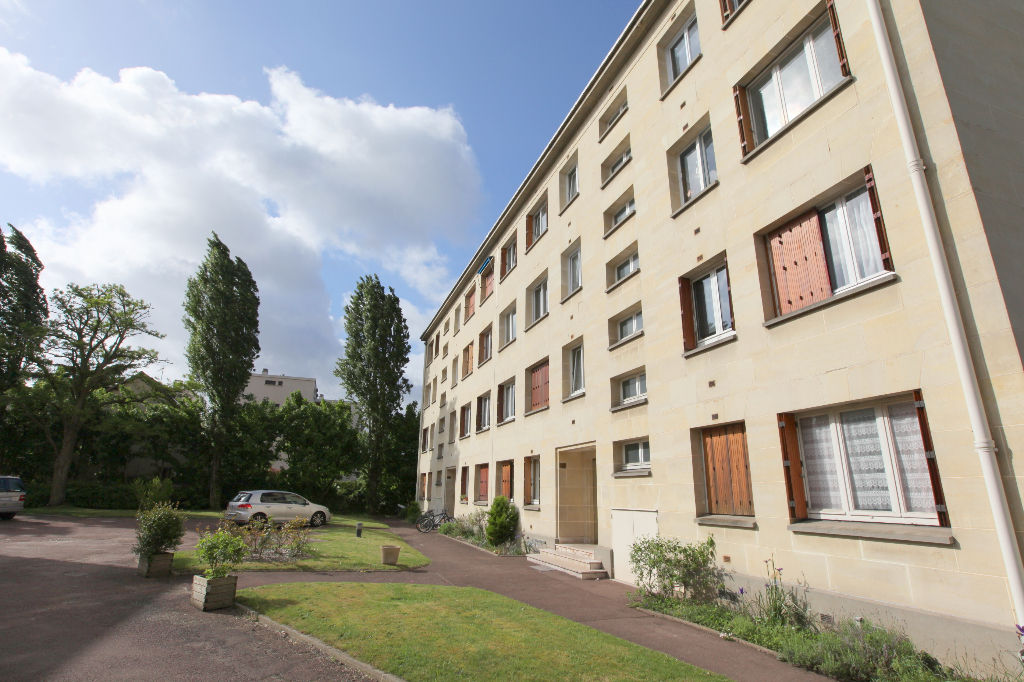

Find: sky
0;0;640;400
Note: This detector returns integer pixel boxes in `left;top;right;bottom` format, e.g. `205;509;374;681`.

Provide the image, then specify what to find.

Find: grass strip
23;505;223;519
174;520;429;572
238;582;727;682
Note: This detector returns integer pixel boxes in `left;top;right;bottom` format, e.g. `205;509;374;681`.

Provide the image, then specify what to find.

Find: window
679;128;717;203
475;464;489;503
701;423;754;516
567;344;584;397
479;326;492;364
780;393;947;526
444;318;450;334
438;416;446;433
617;310;643;341
451;358;458;386
448;410;456;443
562;244;582;298
527;360;550;413
439;391;446;407
765;169;892;317
679;260;733;351
524;455;540;505
423;382;431;406
420;473;426;500
668;16;700;81
620;372;647;404
498;379;515;423
607;146;631;180
464;288;476;321
530;278;548;324
564;164;579;205
480;261;495;301
735;9;849;154
434;332;440;358
460;466;468;501
426;472;433;500
442;343;448;359
429;424;435;449
604;188;636;235
431;378;437;404
599;89;628;139
437;443;443;460
619;440;651;470
719;0;750;23
421;427;429;452
454;305;461;333
500;303;517;347
441;367;448;383
459;403;471;438
611;198;636;228
264;379;275;385
435;470;442;487
610;249;640;287
501;237;517;278
526;202;548;249
496;460;514;500
461;342;474;378
476;393;490;431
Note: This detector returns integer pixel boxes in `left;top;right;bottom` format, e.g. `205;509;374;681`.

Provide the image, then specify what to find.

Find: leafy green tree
377;400;420;511
182;233;260;509
334;274;411;514
0;224;48;392
278;392;359;504
36;283;162;505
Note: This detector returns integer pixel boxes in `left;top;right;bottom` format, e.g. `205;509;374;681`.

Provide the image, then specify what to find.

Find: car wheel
0;513;14;520
310;511;326;527
250;513;268;524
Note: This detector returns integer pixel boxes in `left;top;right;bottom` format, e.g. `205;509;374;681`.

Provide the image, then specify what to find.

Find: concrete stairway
527;544;608;580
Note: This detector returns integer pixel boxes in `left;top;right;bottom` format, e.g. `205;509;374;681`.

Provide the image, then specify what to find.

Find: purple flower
738;587;745;595
1016;624;1024;637
776;567;783;573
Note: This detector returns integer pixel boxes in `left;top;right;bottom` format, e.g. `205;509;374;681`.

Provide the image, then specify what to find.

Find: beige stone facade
244;368;318;406
416;0;1024;663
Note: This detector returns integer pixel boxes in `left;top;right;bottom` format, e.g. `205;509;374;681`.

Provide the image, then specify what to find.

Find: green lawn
238;583;725;682
174;518;428;573
23;505;223;519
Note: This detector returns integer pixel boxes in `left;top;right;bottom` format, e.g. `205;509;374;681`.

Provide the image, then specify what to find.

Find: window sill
788;520;954;546
683;330;737;358
601;157;632;190
464;312;475;324
524;312;549;332
598;105;628;143
459;434;471;441
671;180;719;218
720;1;751;30
499;264;516;283
764;272;899;328
613;467;652;478
475;426;490;435
605;267;640;294
696;514;757;529
478;356;491;369
480;292;492;306
523;504;541;511
609;329;644;351
524;405;550;418
611;397;648;413
562;391;586;404
496;416;515;427
459;499;469;505
559;192;580;217
603;209;636;240
498;337;516;353
524;229;546;254
741;76;855;165
560;286;582;305
660;53;702;101
474;500;489;506
461;371;473;381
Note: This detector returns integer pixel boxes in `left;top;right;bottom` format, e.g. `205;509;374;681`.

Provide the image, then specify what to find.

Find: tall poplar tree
334;274;411;514
183;233;260;509
0;224;48;392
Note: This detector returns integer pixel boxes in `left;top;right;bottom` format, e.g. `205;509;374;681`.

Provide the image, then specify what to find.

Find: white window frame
691;265;732;345
796;397;938;526
605;99;628;131
567;248;582;294
500;381;516;422
502;307;517;346
480;327;492;362
531;205;548;241
611;198;636;228
615;252;640;283
531;279;548;322
477;394;490;431
668;16;701;81
617;310;643;341
503;240;517;275
620;373;647;404
819;186;886;293
528;455;540;505
679;128;717;203
568;345;584;396
621;440;651;470
748;16;844;144
565;165;579;204
608;147;632;178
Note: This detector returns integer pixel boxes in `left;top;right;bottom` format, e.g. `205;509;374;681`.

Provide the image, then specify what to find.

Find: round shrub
485;496;519;546
404;501;422;524
195;526;247;579
131;502;184;557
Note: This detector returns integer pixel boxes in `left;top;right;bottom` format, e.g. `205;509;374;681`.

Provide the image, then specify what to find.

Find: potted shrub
191;526;247;611
132;502;185;578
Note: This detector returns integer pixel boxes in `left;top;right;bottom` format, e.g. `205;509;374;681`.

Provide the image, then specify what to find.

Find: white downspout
864;0;1024;624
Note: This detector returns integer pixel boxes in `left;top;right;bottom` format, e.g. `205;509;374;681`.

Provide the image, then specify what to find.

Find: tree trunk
49;419;81;506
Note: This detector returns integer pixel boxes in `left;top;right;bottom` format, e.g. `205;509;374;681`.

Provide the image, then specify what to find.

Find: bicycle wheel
416;515;435;533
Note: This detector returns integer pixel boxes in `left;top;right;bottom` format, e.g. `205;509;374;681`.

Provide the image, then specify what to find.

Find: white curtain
799;415;843;510
888;402;935;513
845;188;884;280
840;408;892;511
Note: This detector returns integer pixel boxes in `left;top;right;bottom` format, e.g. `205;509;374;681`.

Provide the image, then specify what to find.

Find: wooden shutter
427;472;432;500
678;276;696;351
863;165;894;271
496;385;505;422
524;457;533;502
475;399;482;431
484;267;494;298
530;362;549;410
778;413;808;520
478;465;489;501
719;0;732;23
733;85;755;156
526;214;534;249
420;473;426;500
460;466;468;497
500;247;508;277
913;390;950;527
500;462;512;498
702;424;754;516
766;211;833;315
825;0;851;77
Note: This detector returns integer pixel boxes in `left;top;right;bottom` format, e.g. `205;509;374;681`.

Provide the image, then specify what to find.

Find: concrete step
555;544;598;561
528;547;608;580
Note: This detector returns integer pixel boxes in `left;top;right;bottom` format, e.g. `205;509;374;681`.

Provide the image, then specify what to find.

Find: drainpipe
864;0;1024;624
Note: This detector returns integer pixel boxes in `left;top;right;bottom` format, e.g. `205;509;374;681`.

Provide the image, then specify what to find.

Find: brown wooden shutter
526;215;534;249
863;165;894;271
524;457;532;502
733;85;755;156
427;472;432;501
766;211;833;315
478;465;489;501
825;0;850;77
723;257;735;330
485;268;494;297
496;385;504;422
538;362;549;408
420;473;426;500
778;413;808;520
475;399;482;431
678;276;696;351
460;466;468;498
501;462;512;498
719;0;732;23
500;247;508;277
913;390;950;527
702;424;754;516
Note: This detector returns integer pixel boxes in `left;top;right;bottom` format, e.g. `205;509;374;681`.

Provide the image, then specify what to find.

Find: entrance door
444;468;456;515
611;509;658;584
556;446;597;544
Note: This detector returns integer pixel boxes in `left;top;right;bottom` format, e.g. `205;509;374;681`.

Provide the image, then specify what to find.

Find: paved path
239;523;827;682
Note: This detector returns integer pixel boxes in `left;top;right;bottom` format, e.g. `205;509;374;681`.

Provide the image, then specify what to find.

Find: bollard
356;522;363;538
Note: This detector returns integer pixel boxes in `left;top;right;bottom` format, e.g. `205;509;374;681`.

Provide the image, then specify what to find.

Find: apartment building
244;368;319;406
416;0;1024;663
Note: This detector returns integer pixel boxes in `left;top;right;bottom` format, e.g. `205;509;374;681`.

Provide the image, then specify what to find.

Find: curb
634;607;781;658
233;602;404;682
432;530;529;558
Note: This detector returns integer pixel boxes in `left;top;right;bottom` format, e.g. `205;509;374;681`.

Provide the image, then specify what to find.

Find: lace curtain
888;402;935;513
840;408;891;511
799;415;842;510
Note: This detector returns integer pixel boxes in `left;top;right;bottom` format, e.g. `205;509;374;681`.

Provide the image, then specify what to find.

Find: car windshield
230;492;251;503
0;478;24;492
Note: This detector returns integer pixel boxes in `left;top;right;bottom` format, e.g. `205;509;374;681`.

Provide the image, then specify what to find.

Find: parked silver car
224;490;331;527
0;476;26;520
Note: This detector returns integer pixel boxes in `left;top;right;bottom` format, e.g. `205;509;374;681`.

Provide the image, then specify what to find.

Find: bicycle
415;508;455;533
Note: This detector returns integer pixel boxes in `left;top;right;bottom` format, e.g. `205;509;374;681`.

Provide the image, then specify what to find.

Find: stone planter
380;545;401;566
190;574;238;611
137;552;174;578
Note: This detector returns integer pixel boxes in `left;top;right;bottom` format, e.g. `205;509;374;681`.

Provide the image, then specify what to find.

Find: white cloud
0;49;479;398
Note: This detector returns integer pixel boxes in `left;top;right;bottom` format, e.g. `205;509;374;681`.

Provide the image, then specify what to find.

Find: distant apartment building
245;368;318;406
416;0;1024;664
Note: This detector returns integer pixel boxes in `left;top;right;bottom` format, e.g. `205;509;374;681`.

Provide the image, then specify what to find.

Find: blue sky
0;0;639;399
